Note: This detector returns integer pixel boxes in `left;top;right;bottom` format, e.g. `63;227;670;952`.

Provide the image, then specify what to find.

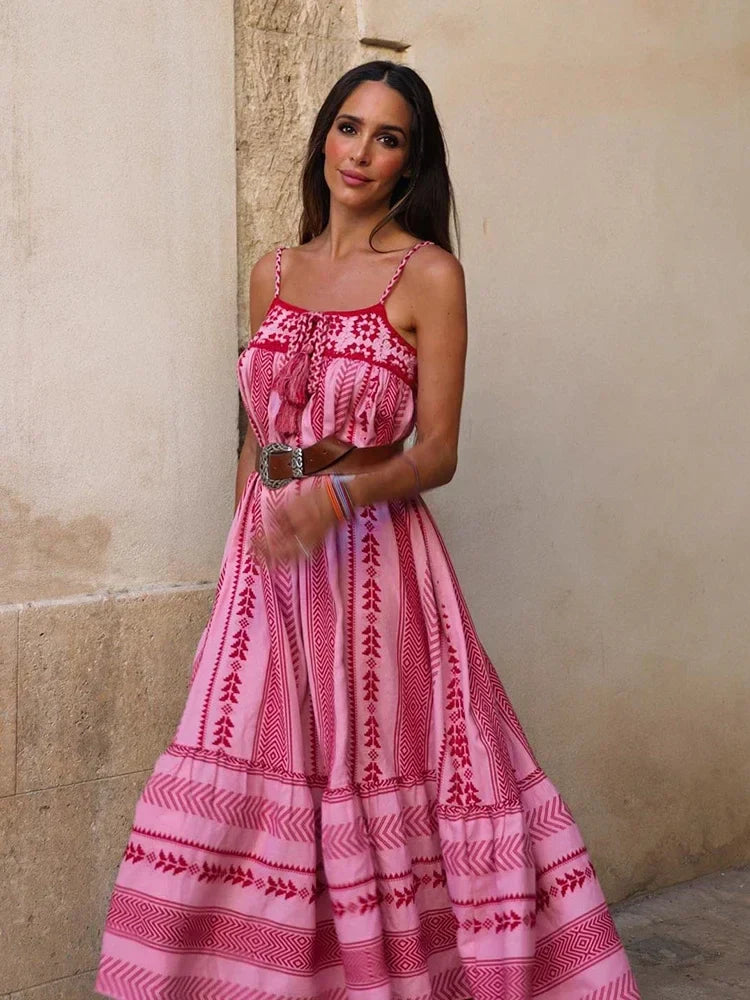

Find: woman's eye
337;123;399;148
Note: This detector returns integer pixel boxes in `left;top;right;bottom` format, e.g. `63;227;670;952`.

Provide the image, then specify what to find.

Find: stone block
0;771;148;993
16;587;213;791
0;606;19;796
238;0;357;41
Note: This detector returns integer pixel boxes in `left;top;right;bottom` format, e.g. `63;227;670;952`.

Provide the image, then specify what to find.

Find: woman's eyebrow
335;113;407;138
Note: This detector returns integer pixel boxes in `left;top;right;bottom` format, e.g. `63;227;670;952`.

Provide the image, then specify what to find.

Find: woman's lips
340;170;371;186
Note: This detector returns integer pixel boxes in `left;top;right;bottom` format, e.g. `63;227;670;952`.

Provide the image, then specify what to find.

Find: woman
96;60;640;999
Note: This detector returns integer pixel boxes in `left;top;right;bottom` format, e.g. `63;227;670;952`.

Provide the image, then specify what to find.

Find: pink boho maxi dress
95;240;640;1000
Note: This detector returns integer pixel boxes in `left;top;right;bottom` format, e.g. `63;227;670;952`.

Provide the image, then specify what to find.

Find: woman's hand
250;479;340;569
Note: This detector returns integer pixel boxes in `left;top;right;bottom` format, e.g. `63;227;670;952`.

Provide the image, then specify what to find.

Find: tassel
272;349;310;402
271;313;322;439
275;397;302;438
272;348;312;438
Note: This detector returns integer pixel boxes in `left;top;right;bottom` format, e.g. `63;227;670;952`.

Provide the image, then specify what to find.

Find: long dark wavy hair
298;61;460;256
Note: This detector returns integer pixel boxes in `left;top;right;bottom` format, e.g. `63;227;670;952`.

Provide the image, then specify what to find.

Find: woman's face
323;80;413;209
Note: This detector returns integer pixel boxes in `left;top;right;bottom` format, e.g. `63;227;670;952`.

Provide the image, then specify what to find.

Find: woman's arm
234;251;276;513
345;245;468;508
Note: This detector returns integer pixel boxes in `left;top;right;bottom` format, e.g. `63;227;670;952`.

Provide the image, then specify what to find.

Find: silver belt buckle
258;442;305;489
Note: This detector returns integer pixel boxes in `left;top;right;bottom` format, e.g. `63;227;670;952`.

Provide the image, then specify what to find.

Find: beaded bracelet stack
324;474;356;522
324;452;422;523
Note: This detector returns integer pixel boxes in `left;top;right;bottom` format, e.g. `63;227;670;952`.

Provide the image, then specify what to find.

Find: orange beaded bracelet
324;474;355;522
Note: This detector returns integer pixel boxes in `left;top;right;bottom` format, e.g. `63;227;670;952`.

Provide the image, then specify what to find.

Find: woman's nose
350;141;370;163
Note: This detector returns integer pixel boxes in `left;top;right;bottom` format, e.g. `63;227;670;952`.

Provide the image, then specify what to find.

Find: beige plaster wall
358;0;750;898
1;1;237;995
1;0;238;604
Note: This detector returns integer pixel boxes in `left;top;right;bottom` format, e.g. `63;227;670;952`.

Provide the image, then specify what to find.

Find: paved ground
612;867;749;999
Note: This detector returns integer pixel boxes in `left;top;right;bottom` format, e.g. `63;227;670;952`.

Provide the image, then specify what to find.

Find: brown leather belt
254;434;406;489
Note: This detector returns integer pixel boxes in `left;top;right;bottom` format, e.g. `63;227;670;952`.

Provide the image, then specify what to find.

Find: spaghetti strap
274;246;285;298
378;239;434;305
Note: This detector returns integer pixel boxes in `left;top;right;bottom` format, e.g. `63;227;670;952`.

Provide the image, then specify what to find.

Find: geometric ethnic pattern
440;602;481;809
141;771;316;840
95;239;640;999
462;959;535;1000
392;499;433;777
122;838;322;904
321;802;438;859
96;955;327;1000
536;861;597;913
358;502;385;788
96;954;482;1000
442;833;533;875
105;887;465;977
212;548;259;749
106;887;320;972
532;904;624;994
525;794;575;843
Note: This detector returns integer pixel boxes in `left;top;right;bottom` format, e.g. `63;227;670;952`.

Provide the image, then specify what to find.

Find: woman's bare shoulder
416;241;463;273
250;247;278;283
248;247;282;309
407;242;465;302
247;248;281;335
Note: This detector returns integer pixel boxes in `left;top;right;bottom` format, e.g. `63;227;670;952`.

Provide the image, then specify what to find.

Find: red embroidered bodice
237;240;434;450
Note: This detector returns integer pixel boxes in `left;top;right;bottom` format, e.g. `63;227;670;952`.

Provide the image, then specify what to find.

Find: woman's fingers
250;487;333;569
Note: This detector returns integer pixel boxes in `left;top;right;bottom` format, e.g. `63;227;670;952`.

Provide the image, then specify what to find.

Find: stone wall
0;0;236;994
0;589;212;997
